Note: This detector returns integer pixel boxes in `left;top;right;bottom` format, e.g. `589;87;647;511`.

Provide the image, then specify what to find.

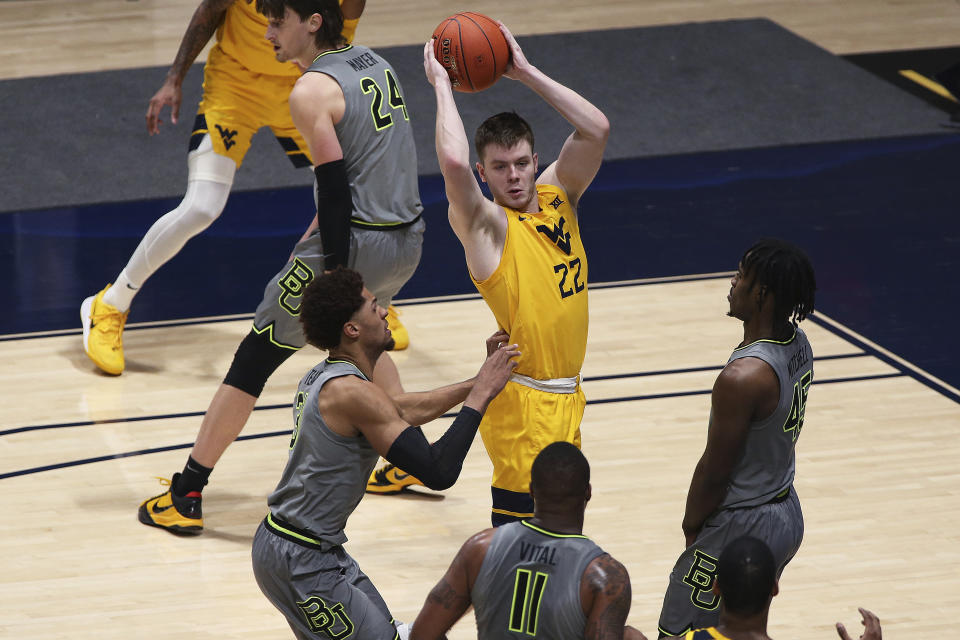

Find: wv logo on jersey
215;124;239;150
536;216;572;255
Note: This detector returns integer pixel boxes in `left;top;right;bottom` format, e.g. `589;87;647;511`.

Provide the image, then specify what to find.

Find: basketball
432;12;511;93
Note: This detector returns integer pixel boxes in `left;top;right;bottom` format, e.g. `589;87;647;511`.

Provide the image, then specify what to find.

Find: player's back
472;520;605;639
721;326;813;509
304;44;422;227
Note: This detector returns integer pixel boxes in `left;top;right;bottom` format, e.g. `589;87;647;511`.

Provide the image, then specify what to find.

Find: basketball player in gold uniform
421;22;609;524
81;0;409;376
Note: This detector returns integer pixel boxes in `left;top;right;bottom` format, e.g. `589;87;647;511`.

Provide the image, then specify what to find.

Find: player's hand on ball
423;40;451;88
498;22;533;81
485;329;511;357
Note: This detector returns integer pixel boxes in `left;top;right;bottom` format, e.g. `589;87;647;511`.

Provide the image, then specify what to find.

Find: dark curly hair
255;0;345;50
741;238;816;325
299;267;365;350
475;111;535;163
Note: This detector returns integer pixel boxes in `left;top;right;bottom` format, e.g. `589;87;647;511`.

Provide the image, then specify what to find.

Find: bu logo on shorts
682;549;720;610
296;596;355;639
278;258;315;316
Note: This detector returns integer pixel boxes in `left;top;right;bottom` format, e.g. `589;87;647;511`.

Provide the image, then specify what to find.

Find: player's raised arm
497;23;609;207
424;41;503;253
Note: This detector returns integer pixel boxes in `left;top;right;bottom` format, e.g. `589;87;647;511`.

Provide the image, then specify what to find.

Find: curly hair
299;267;365;350
255;0;345;49
474;111;535;163
741;238;816;325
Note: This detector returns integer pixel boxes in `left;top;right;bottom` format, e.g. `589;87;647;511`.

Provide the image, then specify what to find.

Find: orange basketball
432;12;511;93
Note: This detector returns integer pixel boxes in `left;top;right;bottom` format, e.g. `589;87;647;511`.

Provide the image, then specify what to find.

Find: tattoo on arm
169;0;234;80
584;555;632;640
427;577;470;611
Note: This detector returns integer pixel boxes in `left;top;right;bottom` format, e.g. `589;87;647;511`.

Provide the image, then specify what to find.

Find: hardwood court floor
3;0;960;79
2;278;958;638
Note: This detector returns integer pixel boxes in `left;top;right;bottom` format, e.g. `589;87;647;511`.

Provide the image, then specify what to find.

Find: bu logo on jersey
215;124;239;150
536;216;572;255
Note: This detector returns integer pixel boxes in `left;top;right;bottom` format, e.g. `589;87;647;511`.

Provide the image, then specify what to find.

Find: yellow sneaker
386;305;409;351
80;284;128;375
365;463;424;495
138;474;203;535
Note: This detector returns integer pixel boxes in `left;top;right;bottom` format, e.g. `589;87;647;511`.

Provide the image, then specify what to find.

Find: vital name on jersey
346;52;379;71
519;541;559;566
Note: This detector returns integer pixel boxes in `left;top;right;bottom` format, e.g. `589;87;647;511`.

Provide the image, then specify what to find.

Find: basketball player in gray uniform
411;442;645;640
252;267;521;639
657;239;817;637
139;0;425;535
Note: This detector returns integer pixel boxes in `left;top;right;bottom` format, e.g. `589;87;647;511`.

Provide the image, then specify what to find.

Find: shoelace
92;306;128;349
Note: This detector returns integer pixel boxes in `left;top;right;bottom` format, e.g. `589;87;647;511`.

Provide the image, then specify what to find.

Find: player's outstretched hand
836;608;882;640
146;78;182;136
485;329;511;357
498;22;532;82
423;40;451;88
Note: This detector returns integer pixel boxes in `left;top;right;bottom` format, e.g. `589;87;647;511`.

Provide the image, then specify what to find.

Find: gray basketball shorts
252;520;398;640
657;487;804;637
253;218;425;349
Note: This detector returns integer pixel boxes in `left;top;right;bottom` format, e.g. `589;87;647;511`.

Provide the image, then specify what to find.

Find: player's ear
343;320;360;339
584;482;592;504
309;12;322;33
532;151;538;173
771;579;779;598
476;161;487;183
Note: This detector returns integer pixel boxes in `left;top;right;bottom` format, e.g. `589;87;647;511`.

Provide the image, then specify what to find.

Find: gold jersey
215;0;358;77
472;184;589;380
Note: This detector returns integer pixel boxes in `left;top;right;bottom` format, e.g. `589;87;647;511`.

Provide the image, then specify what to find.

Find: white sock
103;269;138;312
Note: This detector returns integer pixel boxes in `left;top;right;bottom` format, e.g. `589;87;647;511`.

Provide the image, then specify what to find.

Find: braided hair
741;238;816;325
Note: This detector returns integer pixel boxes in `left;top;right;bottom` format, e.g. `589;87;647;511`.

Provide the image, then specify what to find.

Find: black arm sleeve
384;406;483;491
314;159;353;269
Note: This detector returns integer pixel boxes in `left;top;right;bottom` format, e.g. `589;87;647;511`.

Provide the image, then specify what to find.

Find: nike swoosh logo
126;284;139;290
392;471;410;480
152;501;174;514
518;215;527;221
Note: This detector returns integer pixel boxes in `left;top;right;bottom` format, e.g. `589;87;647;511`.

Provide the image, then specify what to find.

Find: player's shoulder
583;552;630;585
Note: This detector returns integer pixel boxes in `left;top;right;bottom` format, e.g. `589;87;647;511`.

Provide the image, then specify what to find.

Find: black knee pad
223;329;296;397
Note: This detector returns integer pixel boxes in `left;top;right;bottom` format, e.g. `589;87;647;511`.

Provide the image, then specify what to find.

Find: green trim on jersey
312;44;354;64
521;520;590;539
732;329;797;352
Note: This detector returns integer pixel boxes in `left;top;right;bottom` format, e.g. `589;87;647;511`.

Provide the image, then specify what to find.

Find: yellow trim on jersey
491;507;535;518
683;627;732;640
521;520;589;539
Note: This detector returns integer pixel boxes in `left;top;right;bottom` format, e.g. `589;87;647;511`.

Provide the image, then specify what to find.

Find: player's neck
716;609;772;640
327;346;377;379
741;316;793;347
528;512;584;536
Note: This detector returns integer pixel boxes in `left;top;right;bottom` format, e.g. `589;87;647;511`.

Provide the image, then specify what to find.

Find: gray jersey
472;521;606;640
720;326;814;509
306;44;422;227
267;358;379;548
